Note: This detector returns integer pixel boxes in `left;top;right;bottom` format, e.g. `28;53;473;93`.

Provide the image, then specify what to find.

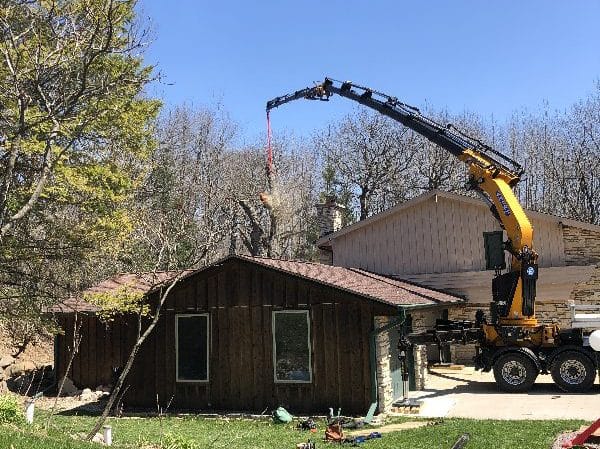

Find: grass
0;412;586;449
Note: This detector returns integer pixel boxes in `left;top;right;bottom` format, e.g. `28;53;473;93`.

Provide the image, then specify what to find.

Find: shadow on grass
55;399;107;416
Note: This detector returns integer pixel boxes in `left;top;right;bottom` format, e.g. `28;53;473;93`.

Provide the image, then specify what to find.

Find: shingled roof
239;255;462;307
50;256;462;313
48;271;193;313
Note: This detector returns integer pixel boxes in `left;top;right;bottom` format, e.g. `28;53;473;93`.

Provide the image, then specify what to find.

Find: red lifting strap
266;110;273;175
563;417;600;448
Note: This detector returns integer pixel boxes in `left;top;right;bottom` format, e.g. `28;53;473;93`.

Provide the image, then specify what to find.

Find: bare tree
504;84;600;224
131;105;237;269
553;85;600;224
315;109;416;220
86;269;189;441
223;135;319;259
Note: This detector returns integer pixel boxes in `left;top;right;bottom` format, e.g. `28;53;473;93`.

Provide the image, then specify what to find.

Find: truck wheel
493;352;538;392
550;351;596;393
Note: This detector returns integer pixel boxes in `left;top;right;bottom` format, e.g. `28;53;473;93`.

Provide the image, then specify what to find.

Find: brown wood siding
54;314;133;390
331;195;566;275
55;258;397;414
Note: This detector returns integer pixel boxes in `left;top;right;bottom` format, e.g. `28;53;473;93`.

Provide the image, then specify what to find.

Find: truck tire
493;352;538;392
550;350;596;393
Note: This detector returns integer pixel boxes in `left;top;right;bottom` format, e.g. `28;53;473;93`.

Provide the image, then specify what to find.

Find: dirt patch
0;325;53;364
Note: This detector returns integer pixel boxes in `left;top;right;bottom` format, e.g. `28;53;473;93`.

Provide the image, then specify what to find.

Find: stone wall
410;308;442;333
413;345;428;391
374;316;394;413
570;264;600;304
563;225;600;266
407;309;438;389
446;304;480;364
373;315;429;412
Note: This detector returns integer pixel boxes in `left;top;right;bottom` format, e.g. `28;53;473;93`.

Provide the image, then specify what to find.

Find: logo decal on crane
496;191;511;216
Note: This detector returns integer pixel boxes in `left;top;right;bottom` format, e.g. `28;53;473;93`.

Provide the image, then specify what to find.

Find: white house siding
331;194;566;275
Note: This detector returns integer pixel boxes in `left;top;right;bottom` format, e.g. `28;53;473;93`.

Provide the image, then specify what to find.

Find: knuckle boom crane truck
266;77;600;393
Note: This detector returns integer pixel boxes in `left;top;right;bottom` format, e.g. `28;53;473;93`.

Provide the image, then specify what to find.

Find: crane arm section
267;78;539;324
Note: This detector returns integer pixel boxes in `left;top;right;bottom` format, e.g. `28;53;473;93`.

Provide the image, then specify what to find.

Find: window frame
175;313;210;383
272;310;312;384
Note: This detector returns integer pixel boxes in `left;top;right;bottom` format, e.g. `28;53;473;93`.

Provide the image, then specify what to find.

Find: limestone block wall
374;316;394;413
570;264;600;304
446;304;480;364
374;315;430;412
413;345;428;390
563;226;600;266
410;308;442;333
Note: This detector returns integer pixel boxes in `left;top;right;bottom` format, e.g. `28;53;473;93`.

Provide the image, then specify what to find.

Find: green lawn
0;413;585;449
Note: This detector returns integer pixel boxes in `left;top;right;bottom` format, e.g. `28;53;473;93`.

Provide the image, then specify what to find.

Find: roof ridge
103;269;194;279
240;254;333;267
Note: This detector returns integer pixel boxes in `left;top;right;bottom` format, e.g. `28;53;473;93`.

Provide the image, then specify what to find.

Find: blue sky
137;0;600;143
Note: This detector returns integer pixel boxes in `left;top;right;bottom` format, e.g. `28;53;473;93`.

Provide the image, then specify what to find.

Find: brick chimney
315;195;346;238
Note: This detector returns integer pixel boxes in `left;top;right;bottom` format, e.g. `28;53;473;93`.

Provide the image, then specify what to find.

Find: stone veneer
374;315;431;412
315;196;346;266
315;196;345;239
563;225;600;266
570;264;600;303
374;316;394;413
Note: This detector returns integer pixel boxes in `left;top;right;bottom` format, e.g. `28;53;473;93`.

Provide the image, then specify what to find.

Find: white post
102;425;112;446
24;400;35;424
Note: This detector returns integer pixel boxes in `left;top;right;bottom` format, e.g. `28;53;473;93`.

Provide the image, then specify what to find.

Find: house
316;189;600;363
52;255;461;414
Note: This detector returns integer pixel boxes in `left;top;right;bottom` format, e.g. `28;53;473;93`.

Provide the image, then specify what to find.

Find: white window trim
272;310;312;384
175;313;210;383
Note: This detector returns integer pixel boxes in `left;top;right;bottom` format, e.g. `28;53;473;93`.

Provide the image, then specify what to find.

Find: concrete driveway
408;367;600;420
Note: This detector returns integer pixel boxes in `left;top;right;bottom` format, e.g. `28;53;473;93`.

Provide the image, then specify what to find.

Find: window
272;310;312;383
176;314;209;382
